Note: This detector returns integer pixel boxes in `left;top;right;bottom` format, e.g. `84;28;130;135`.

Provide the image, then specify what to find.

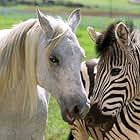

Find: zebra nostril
102;106;108;112
112;110;118;116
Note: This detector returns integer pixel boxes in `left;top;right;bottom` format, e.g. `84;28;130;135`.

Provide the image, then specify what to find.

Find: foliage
62;0;140;14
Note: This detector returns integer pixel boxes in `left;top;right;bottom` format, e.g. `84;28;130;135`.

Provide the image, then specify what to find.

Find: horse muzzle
61;100;90;124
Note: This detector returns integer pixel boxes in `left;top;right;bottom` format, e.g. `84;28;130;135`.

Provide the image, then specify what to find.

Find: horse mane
0;16;67;117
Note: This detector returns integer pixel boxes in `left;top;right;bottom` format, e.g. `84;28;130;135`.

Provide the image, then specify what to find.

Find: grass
46;97;69;140
0;2;140;139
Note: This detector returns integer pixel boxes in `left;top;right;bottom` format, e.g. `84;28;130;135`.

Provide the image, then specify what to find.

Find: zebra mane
96;20;137;56
125;20;135;33
95;22;118;56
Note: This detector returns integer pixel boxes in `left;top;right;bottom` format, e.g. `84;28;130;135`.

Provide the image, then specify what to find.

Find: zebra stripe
85;22;140;140
68;21;140;140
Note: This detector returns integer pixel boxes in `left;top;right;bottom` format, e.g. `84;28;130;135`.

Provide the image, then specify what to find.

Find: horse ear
37;9;54;37
68;8;81;32
115;22;129;47
87;26;101;41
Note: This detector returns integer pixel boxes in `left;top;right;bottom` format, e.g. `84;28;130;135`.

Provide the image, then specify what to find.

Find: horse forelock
42;16;73;62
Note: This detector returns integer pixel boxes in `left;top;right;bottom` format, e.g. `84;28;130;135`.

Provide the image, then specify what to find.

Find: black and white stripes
86;21;140;140
68;21;140;140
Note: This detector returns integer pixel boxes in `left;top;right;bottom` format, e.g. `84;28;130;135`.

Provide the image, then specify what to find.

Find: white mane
0;16;67;117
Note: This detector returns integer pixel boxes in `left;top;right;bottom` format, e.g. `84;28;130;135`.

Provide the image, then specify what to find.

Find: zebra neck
87;98;140;140
109;99;140;140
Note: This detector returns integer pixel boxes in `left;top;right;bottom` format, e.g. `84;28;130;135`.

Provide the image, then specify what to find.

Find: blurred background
0;0;140;139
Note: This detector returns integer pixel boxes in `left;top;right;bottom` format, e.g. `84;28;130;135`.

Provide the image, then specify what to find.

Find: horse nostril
73;105;80;114
72;103;90;118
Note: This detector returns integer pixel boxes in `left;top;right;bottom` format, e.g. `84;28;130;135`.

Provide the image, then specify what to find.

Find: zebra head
86;22;140;127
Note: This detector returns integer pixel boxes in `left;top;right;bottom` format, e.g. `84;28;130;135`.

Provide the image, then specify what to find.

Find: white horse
0;9;90;140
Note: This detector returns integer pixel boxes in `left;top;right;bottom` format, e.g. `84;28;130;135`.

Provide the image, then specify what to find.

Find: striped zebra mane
95;21;118;56
125;20;135;33
95;20;139;56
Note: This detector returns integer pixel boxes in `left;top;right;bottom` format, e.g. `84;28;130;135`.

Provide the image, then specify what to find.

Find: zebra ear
87;27;101;41
115;22;129;47
68;8;81;32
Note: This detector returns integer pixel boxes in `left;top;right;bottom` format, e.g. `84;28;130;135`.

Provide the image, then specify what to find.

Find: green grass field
0;1;140;139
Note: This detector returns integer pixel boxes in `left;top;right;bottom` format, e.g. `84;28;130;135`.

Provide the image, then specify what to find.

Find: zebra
68;59;98;140
68;21;140;140
85;21;140;140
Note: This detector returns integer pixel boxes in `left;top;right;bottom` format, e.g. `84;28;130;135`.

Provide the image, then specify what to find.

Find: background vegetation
0;0;140;139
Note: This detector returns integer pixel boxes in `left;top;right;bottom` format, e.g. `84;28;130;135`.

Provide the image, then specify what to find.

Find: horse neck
0;20;38;117
0;79;31;120
0;28;26;94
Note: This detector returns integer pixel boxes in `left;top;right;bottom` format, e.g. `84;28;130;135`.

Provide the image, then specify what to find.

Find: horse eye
49;56;59;64
111;68;121;76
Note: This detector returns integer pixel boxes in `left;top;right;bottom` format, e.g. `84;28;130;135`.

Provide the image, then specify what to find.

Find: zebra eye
49;56;59;64
111;68;121;76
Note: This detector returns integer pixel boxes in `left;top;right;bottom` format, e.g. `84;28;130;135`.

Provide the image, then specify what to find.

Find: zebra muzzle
85;103;115;128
